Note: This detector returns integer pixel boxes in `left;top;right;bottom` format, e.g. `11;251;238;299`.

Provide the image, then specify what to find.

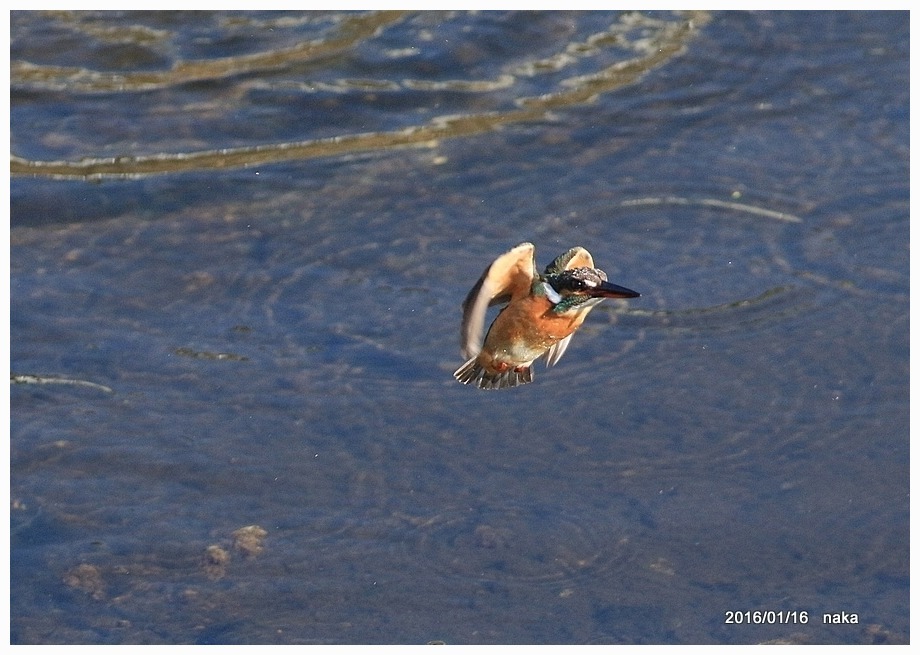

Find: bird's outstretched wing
544;246;594;274
459;242;537;359
543;334;573;367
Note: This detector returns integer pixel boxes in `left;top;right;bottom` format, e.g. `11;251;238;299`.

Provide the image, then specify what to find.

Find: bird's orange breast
478;295;586;367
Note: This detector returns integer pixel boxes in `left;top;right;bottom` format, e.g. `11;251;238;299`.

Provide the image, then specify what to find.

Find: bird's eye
566;269;598;290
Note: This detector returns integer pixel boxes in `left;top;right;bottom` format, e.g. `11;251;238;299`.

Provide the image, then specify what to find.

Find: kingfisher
454;242;640;390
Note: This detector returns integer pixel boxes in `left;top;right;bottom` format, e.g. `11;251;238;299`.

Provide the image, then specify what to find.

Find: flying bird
454;242;639;389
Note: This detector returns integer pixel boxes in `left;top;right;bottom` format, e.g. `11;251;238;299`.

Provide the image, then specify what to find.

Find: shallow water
10;10;908;644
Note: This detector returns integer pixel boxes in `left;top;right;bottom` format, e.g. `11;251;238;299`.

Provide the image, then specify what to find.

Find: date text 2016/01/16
725;611;859;625
725;610;809;624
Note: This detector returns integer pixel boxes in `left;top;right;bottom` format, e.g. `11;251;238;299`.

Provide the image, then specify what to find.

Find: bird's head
539;267;640;313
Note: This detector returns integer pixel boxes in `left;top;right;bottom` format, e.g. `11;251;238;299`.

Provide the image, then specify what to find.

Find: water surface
10;10;908;644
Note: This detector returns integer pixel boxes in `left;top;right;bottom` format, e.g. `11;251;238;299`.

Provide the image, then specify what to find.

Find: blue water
10;10;908;644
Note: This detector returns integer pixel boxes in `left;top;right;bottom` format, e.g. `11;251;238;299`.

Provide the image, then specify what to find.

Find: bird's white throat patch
539;281;562;305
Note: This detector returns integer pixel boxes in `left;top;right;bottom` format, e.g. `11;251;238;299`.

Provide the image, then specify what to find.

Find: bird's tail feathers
453;357;533;390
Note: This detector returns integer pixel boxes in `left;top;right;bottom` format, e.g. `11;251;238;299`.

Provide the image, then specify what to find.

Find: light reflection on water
10;10;908;645
11;11;707;177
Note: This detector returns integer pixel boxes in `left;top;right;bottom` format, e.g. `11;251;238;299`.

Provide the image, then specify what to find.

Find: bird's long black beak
589;281;640;299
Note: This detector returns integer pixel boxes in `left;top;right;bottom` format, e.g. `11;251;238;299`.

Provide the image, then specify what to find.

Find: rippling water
10;10;908;644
